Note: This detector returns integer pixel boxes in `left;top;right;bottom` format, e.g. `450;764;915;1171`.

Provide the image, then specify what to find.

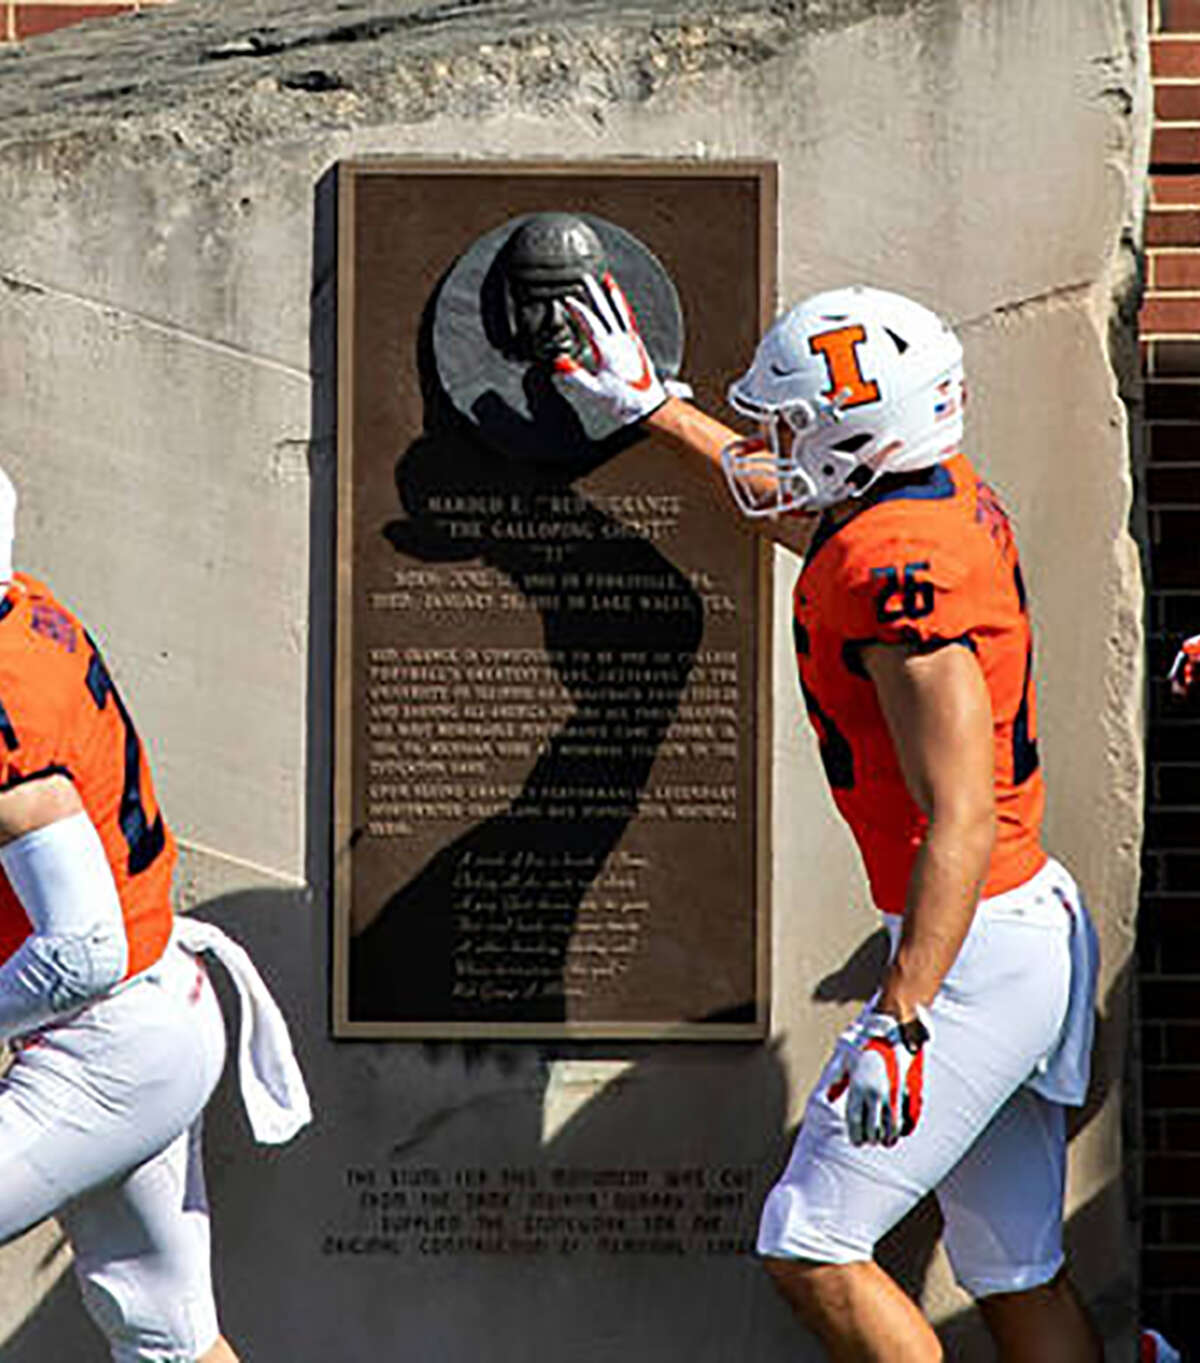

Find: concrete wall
0;0;1147;1357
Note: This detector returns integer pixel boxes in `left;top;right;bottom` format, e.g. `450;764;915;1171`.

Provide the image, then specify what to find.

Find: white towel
174;916;313;1144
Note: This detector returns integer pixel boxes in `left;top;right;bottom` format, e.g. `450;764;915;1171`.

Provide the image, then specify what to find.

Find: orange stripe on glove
826;1007;930;1147
1169;635;1200;698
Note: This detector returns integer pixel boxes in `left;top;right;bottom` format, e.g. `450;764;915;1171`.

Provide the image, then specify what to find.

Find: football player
554;278;1103;1361
1168;634;1200;697
0;468;310;1362
1141;1327;1183;1362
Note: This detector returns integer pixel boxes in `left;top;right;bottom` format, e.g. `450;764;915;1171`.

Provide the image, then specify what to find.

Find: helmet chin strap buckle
825;386;854;421
801;387;854;430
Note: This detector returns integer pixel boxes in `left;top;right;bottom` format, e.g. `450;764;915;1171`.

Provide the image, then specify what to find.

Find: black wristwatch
896;1015;930;1054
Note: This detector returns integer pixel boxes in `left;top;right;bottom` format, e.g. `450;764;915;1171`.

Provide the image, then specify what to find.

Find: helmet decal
807;325;881;408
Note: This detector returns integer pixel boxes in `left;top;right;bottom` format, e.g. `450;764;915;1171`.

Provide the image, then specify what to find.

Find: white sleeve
0;811;127;1041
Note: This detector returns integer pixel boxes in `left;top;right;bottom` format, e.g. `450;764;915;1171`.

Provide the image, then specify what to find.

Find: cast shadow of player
348;278;707;1026
0;906;1135;1363
204;890;794;1363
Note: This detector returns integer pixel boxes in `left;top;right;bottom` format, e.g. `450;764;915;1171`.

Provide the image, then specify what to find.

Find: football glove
826;1007;931;1147
1140;1329;1182;1363
553;273;675;427
1169;635;1200;697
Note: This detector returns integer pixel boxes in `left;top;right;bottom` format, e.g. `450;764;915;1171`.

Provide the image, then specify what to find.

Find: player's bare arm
0;771;82;842
556;274;818;557
646;396;818;558
863;641;996;1022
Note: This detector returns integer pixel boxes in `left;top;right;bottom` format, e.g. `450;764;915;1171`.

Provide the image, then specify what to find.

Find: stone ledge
0;0;928;144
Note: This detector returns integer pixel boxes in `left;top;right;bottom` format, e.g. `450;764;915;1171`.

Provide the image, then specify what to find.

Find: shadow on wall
0;890;1135;1363
336;184;712;1025
0;882;794;1362
348;272;703;1026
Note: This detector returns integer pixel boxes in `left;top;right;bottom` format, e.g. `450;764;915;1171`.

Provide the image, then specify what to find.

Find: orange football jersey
794;452;1046;914
0;575;175;974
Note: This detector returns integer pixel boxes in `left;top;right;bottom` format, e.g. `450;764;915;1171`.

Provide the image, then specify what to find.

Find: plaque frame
333;159;777;1040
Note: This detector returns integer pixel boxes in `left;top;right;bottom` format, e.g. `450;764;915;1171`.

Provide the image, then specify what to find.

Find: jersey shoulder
0;578;89;731
804;458;1001;646
832;453;1014;580
826;492;972;595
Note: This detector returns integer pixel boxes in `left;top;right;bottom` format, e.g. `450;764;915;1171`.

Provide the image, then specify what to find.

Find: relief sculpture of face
433;207;683;457
503;214;608;363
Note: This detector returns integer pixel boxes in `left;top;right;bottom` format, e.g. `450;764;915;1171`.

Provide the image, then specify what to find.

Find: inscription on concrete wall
334;164;775;1038
323;1163;758;1258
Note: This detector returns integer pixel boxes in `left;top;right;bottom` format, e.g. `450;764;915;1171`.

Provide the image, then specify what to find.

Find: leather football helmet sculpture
722;285;965;516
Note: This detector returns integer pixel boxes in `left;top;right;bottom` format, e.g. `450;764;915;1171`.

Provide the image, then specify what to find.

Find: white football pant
0;938;226;1360
758;858;1096;1297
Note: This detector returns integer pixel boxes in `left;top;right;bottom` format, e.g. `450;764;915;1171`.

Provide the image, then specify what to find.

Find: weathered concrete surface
0;0;1147;1358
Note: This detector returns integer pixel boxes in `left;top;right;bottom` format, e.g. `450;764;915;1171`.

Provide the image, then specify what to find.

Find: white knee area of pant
756;1185;872;1265
953;1252;1065;1300
77;1272;219;1363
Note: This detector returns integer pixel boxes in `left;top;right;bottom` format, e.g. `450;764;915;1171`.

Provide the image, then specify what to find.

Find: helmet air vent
831;433;873;454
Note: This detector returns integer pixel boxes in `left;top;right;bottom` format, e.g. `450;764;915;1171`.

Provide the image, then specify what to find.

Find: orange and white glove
553;273;674;427
1140;1328;1182;1363
1169;635;1200;697
827;1008;931;1147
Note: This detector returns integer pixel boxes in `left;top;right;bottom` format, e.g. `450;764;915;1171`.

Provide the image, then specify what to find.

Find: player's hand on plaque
553;273;685;426
1169;635;1200;697
826;1008;931;1147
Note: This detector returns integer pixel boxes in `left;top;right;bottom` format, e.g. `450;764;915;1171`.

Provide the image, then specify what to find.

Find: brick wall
0;0;169;43
1141;0;1200;1347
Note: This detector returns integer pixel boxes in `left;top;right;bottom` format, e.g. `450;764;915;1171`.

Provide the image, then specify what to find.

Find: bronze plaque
334;161;775;1038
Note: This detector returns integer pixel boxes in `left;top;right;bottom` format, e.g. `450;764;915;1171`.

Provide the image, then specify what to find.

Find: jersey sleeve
834;527;979;653
0;695;19;789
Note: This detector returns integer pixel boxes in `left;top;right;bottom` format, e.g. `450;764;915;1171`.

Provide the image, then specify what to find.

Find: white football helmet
721;285;965;516
0;467;15;584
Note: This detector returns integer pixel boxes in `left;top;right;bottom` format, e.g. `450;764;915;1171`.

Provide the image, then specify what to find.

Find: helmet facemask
720;386;876;517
